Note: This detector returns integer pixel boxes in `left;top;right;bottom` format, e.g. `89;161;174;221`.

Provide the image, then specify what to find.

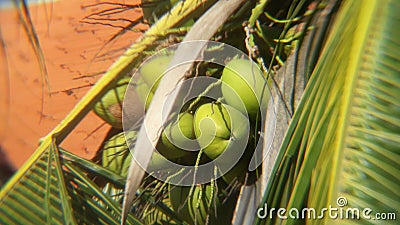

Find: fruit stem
185;80;222;113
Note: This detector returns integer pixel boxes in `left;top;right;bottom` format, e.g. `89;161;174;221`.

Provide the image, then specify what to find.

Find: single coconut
221;58;269;119
193;103;249;159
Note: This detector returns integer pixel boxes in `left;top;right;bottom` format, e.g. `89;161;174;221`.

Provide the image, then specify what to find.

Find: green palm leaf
0;143;142;225
256;0;400;224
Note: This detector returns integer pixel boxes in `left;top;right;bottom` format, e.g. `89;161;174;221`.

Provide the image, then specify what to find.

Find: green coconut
169;183;226;225
102;132;132;177
187;184;218;225
93;78;130;128
134;55;172;110
221;58;269;119
140;55;172;92
169;184;193;224
158;112;196;160
102;131;170;177
134;76;154;110
193;103;249;159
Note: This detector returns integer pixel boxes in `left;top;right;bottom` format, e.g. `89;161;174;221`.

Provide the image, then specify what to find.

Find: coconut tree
0;0;399;224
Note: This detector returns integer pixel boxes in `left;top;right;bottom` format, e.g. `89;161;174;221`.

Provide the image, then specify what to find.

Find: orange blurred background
0;0;145;169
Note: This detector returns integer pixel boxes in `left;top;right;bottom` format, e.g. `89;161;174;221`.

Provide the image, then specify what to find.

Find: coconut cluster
95;54;268;224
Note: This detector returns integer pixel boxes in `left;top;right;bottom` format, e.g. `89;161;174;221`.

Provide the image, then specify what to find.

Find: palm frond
0;143;142;225
256;1;400;224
